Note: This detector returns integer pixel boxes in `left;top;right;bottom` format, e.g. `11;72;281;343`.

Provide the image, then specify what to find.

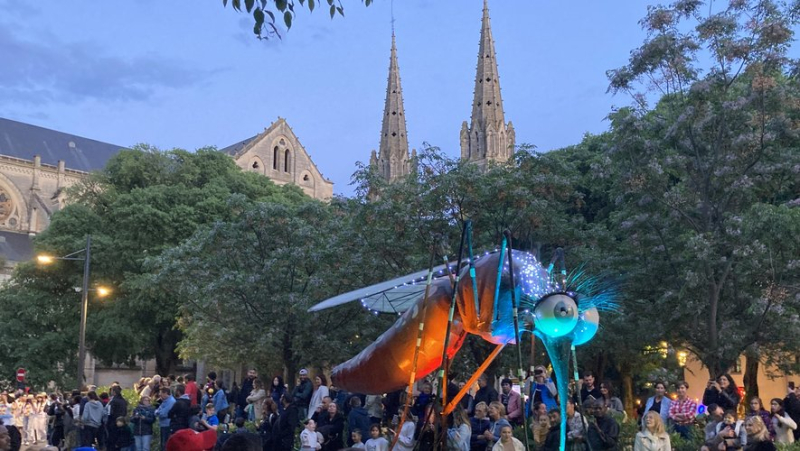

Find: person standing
308;375;330;420
82;391;107;447
185;375;199;407
131;396;156;451
107;385;129;449
238;369;258;420
599;383;625;419
783;383;800;442
170;384;192;434
500;379;522;426
348;397;370;446
47;393;67;447
270;377;287;415
643;381;671;428
668;381;697;439
364;395;383;427
274;395;299;451
292;369;313;420
474;375;499;410
578;372;603;404
587;400;619;451
770;398;797;445
703;374;741;413
527;366;558;416
246;378;267;423
155;387;176;448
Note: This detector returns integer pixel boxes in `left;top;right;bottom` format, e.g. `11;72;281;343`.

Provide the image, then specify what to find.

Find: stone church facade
221;117;334;200
0;116;333;278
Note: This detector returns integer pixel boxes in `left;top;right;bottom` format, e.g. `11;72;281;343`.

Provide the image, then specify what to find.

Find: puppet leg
504;230;532;451
442;343;505;416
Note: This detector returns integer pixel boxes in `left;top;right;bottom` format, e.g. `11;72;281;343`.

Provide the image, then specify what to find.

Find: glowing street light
36;235;100;388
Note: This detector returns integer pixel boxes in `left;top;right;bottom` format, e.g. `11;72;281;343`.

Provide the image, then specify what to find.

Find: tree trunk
154;328;181;376
595;351;607;379
620;362;635;418
744;348;760;400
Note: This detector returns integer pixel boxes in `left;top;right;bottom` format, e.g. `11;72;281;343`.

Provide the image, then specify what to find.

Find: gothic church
371;0;515;180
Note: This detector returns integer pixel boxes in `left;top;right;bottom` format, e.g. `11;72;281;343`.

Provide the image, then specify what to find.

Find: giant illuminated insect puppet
310;224;614;451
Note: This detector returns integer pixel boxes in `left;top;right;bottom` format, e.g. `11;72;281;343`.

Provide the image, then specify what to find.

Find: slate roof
0;231;33;264
0;117;126;172
219;135;258;156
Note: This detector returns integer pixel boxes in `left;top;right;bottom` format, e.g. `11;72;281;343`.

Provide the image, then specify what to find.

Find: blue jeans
135;434;152;451
673;424;691;439
160;426;171;448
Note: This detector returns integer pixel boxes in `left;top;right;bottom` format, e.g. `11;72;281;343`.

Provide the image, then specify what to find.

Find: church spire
461;0;515;166
372;32;413;182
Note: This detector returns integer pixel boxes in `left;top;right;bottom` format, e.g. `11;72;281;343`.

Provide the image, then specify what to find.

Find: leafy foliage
222;0;373;39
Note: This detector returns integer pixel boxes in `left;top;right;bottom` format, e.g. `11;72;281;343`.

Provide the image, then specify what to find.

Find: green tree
605;0;800;379
148;195;393;381
0;146;298;386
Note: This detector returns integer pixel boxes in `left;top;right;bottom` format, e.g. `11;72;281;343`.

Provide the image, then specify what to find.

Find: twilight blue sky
1;0;649;195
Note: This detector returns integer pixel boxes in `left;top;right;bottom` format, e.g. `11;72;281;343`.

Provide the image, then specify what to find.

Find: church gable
226;118;333;200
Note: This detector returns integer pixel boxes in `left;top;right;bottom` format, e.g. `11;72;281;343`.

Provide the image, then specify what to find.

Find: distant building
370;0;515;182
221;117;334;200
369;33;415;182
0;116;333;278
0;117;124;277
460;0;515;167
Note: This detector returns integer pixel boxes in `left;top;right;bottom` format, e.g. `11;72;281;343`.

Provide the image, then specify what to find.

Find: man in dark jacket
347;397;370;445
784;385;800;441
237;369;258;419
274;395;299;451
107;385;129;450
587;400;619;451
170;384;192;434
473;374;498;409
291;369;313;419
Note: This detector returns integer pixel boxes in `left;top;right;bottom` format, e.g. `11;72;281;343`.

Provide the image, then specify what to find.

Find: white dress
307;385;330;419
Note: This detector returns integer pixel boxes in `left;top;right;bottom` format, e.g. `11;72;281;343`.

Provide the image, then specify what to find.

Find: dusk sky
1;0;650;195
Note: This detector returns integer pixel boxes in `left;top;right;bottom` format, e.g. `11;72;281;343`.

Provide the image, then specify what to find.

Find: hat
299;369;309;376
165;428;217;451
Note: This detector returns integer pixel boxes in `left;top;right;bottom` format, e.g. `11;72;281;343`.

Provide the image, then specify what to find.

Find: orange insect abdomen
330;278;466;395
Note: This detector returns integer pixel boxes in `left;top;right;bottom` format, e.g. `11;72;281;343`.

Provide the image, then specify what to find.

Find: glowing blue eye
533;294;578;337
571;307;600;346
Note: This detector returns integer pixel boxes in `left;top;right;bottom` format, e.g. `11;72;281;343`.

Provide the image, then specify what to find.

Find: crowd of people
1;367;800;451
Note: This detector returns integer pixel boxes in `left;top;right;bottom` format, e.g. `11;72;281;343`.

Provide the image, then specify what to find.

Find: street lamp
37;235;110;388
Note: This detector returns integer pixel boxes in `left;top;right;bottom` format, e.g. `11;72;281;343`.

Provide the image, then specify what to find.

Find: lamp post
37;234;108;388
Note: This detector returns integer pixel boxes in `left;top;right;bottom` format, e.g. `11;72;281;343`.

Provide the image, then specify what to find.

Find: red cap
165;429;217;451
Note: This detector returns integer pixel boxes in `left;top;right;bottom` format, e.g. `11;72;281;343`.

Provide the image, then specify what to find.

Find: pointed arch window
284;149;290;172
273;147;279;170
